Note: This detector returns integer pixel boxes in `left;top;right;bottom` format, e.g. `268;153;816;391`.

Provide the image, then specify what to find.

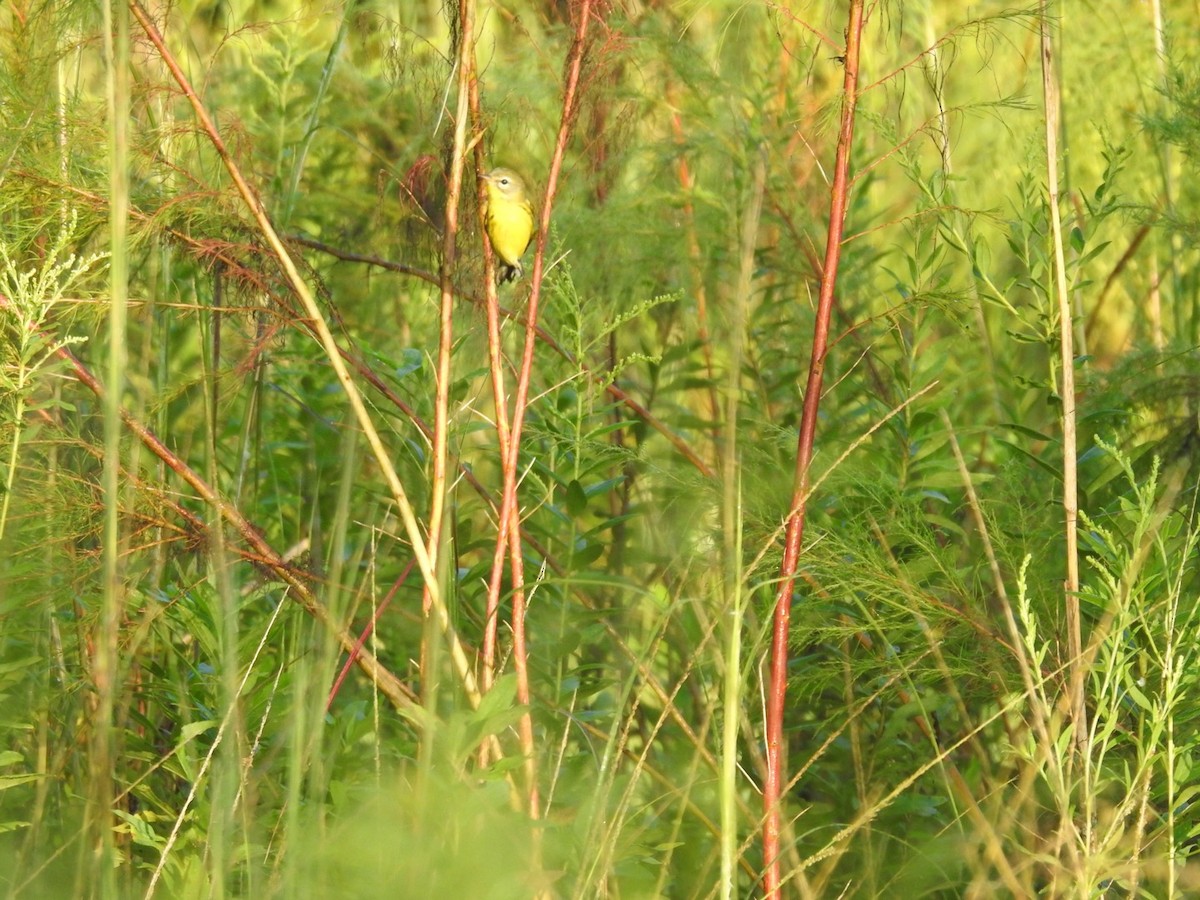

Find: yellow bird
479;167;535;283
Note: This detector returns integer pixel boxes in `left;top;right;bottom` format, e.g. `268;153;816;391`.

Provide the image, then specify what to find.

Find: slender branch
1039;0;1084;751
763;3;865;894
471;22;514;713
1084;221;1151;344
764;1;839;52
491;0;598;820
421;0;476;694
327;561;415;711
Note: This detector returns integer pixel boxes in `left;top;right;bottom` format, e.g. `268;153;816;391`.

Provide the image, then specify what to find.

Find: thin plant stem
1039;0;1084;752
143;594;289;900
719;146;766;899
93;1;129;893
279;4;352;228
422;0;476;686
489;0;598;818
471;16;514;712
0;374;25;540
763;3;864;893
1149;0;1167;348
326;560;416;711
1083;222;1151;344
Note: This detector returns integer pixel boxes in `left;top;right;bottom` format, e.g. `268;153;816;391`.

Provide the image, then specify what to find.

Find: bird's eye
499;177;510;186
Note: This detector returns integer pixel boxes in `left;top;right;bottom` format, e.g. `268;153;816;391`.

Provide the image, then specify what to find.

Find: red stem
471;28;513;716
327;560;415;710
762;2;865;893
488;0;597;818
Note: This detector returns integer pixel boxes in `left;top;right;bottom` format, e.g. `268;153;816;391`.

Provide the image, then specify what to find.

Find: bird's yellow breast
484;191;535;268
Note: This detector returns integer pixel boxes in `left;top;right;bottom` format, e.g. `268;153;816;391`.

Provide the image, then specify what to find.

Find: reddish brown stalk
467;35;514;714
1084;222;1151;345
762;3;865;894
766;1;839;52
327;560;416;710
485;0;598;818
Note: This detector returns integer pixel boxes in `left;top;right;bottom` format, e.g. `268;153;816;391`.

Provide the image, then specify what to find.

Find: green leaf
178;720;218;744
996;439;1063;482
1123;679;1153;712
1001;423;1056;443
565;479;588;516
0;773;43;791
476;674;518;721
569;541;605;568
1069;226;1085;253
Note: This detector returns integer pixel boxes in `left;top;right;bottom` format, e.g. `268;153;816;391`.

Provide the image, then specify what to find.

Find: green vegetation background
1;0;1199;897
